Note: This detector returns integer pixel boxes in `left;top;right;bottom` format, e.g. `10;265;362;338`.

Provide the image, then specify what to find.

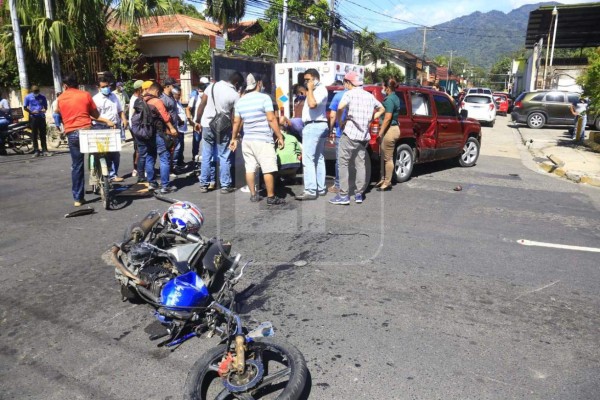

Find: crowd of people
7;67;396;208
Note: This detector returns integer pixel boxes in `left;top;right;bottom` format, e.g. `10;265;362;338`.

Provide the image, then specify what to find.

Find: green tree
236;20;279;58
171;0;205;19
489;56;512;91
105;26;149;81
578;47;600;116
205;0;246;39
180;40;212;76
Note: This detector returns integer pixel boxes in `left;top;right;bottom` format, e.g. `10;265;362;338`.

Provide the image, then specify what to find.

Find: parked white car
461;94;496;127
466;87;493;95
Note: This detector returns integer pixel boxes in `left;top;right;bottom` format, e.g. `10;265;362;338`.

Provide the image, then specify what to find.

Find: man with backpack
194;72;243;193
138;81;178;194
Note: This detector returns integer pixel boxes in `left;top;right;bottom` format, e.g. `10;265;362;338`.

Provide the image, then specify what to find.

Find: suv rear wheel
527;112;546;129
393;144;414;182
458;137;480;167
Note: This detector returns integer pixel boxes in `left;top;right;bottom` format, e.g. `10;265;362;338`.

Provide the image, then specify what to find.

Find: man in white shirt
296;68;329;200
128;80;143;178
194;72;242;193
92;77;128;181
188;77;210;164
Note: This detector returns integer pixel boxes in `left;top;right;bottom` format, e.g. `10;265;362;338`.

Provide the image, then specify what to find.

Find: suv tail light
514;100;522;108
489;103;495;111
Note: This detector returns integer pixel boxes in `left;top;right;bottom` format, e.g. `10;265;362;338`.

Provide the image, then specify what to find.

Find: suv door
409;90;436;161
433;94;463;159
544;92;566;124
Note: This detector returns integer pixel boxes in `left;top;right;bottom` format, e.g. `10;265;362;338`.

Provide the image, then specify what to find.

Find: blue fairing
160;271;210;308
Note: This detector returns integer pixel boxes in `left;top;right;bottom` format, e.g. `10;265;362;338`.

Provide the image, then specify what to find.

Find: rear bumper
511;111;526;123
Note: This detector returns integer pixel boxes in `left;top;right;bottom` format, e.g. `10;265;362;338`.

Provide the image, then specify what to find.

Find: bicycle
79;129;121;210
47;123;66;149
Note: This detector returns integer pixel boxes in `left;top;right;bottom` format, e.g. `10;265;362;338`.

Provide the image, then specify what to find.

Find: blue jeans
199;127;231;187
67;132;85;201
135;136;150;179
147;134;171;187
52;113;62;130
192;130;201;159
301;122;328;194
173;131;185;166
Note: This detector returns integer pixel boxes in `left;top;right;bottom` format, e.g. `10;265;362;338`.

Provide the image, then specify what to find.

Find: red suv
327;85;482;182
493;92;509;115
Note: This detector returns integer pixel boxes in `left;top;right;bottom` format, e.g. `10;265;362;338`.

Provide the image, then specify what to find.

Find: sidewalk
513;124;600;187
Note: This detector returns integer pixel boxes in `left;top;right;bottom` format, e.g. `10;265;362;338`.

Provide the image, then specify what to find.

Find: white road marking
518;239;600;253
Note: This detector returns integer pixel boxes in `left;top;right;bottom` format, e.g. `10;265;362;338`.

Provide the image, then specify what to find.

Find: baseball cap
142;81;153;90
116;82;124;87
200;77;210;84
344;71;362;87
164;77;177;86
245;73;257;91
133;80;144;89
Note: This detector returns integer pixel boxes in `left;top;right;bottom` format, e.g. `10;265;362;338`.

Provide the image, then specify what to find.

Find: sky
333;0;600;32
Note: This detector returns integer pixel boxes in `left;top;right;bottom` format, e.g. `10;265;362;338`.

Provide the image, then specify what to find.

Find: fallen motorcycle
111;201;242;347
111;202;309;399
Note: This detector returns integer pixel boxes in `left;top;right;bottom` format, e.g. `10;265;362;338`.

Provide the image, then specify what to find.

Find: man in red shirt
57;73;100;206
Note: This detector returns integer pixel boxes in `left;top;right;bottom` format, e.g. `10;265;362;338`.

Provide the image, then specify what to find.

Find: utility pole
44;0;63;94
328;0;336;60
447;50;455;80
280;0;288;62
9;0;29;104
418;27;433;84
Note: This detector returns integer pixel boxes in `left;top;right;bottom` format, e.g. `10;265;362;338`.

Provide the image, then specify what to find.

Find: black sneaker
250;194;263;202
267;196;286;206
199;185;209;193
220;187;235;194
148;181;159;191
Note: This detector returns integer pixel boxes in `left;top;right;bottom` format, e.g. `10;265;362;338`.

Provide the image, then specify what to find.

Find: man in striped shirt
230;74;286;205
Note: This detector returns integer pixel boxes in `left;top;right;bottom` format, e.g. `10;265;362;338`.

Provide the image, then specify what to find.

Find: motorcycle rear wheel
13;132;33;154
184;337;308;400
100;175;111;210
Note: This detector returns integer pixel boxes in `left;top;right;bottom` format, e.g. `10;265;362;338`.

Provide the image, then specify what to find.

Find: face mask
260;86;266;93
33;90;40;95
381;89;387;96
296;95;306;101
100;87;111;96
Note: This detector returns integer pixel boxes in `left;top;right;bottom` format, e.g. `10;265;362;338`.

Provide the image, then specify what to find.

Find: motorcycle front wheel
100;175;111;210
13;132;33;154
184;337;308;400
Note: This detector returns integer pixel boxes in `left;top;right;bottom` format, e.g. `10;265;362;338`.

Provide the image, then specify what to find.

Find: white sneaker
132;169;138;177
240;185;250;193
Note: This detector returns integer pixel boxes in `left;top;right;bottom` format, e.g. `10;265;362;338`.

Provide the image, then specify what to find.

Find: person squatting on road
375;79;402;192
24;85;49;157
143;81;179;194
57;73;100;207
195;72;243;193
128;80;145;180
92;76;128;182
295;68;329;201
330;71;384;205
230;73;286;206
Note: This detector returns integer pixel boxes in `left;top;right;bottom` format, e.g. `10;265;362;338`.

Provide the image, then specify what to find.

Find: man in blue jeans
327;82;349;193
296;68;329;200
194;72;243;193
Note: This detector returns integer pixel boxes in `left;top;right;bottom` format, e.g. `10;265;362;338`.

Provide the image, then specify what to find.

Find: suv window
411;92;431;116
434;94;457;117
545;93;564;102
567;94;579;104
531;93;545;101
394;91;408;116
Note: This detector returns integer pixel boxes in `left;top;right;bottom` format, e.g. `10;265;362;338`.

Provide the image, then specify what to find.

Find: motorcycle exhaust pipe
128;210;161;242
137;285;159;304
110;245;145;286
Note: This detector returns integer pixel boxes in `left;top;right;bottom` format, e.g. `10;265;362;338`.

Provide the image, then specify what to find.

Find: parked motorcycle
1;121;33;154
112;201;309;399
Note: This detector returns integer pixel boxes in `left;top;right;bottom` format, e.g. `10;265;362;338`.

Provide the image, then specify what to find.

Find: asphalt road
1;116;599;400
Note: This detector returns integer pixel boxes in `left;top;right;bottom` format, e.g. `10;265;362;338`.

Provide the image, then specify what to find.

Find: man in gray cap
230;74;286;205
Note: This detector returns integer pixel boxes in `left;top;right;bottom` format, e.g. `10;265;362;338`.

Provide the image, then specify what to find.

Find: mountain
378;2;559;68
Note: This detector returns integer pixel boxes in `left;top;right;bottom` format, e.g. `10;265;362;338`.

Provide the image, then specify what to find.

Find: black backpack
130;98;154;140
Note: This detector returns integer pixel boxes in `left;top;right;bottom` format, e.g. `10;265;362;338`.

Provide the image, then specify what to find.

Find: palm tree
355;28;376;65
205;0;246;40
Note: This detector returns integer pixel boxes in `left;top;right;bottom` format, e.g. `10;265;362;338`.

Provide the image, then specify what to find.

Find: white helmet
163;201;204;234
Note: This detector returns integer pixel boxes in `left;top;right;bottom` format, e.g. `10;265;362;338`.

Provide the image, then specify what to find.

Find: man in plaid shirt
330;71;384;205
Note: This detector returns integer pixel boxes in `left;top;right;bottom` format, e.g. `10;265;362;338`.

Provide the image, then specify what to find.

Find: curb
514;125;600;188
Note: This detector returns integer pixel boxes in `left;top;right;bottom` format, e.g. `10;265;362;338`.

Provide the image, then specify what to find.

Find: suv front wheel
458;137;480;167
393;144;414;182
527;112;546;129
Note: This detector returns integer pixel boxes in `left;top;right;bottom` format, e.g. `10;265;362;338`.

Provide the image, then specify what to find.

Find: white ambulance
274;61;365;118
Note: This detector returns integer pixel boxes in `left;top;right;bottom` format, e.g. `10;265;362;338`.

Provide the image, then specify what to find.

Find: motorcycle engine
126;242;176;298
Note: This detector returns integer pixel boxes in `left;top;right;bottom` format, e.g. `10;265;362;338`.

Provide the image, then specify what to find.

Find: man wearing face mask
92;77;128;182
296;68;328;200
24;85;49;157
